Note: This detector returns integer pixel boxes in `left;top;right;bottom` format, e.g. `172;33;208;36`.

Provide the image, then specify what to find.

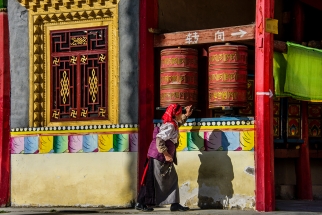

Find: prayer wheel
160;48;198;108
208;44;248;108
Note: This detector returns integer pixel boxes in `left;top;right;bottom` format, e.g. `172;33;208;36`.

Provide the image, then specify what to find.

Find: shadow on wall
197;130;235;209
119;0;140;207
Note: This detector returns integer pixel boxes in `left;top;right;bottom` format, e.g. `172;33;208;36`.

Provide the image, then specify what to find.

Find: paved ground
1;200;322;215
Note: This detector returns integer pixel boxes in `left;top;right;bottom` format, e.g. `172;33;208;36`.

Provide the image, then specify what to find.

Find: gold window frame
18;0;119;127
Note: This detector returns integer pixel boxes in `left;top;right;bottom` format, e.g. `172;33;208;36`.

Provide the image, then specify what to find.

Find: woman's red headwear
162;103;182;130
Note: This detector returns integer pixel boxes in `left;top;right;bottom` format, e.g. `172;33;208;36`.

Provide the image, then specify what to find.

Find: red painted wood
138;0;158;191
0;12;11;207
292;1;313;200
297;102;313;199
255;0;275;211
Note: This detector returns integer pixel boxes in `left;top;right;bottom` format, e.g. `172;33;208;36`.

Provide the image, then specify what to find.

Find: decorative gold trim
19;0;119;127
0;8;7;12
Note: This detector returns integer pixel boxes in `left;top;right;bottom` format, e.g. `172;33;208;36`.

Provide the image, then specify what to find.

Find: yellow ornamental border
18;0;119;127
10;128;138;137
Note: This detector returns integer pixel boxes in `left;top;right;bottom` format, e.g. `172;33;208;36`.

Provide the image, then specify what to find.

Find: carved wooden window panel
50;27;108;121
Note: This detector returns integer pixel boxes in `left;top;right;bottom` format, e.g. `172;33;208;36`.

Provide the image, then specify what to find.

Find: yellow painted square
98;134;114;152
39;136;54;154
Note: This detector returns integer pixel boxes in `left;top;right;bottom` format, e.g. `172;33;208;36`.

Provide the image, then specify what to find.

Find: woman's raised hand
185;105;193;117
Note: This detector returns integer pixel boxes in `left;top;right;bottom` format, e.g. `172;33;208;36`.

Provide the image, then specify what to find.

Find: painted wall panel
177;151;255;209
11;151;254;208
11;153;137;207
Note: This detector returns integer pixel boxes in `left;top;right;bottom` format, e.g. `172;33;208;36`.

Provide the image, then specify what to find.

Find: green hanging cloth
284;42;322;101
273;52;288;97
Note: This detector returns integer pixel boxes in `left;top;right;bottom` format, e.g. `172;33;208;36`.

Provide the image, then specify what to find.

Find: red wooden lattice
50;27;108;121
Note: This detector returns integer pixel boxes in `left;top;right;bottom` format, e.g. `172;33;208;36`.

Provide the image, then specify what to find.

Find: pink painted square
129;133;138;152
68;135;83;153
10;137;24;154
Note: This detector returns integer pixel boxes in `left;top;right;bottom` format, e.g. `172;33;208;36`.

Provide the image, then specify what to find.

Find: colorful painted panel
288;104;300;117
273;117;280;137
129;133;138;152
204;131;222;151
24;136;39;154
39;136;54;153
98;134;114;152
177;132;188;151
222;131;241;151
308;105;322;118
113;134;129;152
53;136;68;153
309;119;321;137
239;102;254;116
187;132;205;151
287;118;301;138
247;79;254;101
273;102;280;116
10;137;24;154
68;135;83;153
10;121;254;153
83;135;98;152
240;131;254;151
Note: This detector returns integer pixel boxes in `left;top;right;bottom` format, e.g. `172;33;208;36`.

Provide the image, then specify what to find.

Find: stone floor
1;200;322;215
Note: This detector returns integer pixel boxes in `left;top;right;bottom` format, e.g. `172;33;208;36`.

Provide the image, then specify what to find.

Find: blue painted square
83;134;98;152
24;136;39;154
222;131;241;151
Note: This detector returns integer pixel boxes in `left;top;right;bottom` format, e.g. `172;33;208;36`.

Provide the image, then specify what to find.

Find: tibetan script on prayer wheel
160;48;198;107
208;44;248;108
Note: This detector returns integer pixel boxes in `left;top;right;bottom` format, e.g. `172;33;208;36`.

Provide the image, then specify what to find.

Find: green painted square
187;132;205;151
113;134;129;152
53;136;69;153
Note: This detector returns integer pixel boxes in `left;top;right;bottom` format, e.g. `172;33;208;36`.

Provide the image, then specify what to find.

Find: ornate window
18;0;119;127
50;27;108;121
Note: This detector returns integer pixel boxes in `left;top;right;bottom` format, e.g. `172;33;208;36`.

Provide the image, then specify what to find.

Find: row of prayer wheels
160;44;248;109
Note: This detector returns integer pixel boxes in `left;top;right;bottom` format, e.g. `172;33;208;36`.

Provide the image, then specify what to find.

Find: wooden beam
154;24;255;47
309;150;322;158
274;40;287;53
300;0;322;11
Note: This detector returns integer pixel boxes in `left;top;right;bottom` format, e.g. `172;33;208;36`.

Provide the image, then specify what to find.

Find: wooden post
255;0;275;211
0;0;11;207
138;0;158;191
293;0;313;200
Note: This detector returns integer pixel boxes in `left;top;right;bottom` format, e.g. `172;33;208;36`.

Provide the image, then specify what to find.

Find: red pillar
255;0;275;211
138;0;158;190
293;0;313;200
0;8;11;207
297;102;313;199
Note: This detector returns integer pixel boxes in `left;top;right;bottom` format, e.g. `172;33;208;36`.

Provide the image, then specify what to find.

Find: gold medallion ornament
18;0;120;127
60;71;70;104
88;69;99;102
71;36;87;46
